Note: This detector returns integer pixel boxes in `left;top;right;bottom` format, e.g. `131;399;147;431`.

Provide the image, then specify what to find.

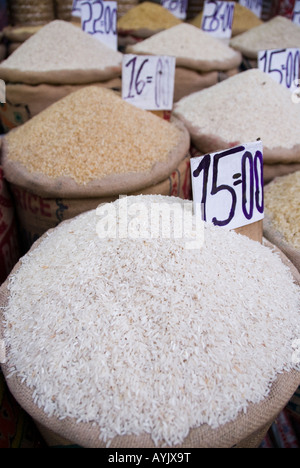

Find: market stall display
0;195;299;448
126;22;242;101
2;86;190;252
0;20;123;131
8;0;55;26
264;170;300;272
173;69;300;182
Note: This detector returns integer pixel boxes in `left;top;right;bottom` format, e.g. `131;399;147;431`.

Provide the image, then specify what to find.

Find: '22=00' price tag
191;141;264;231
122;55;176;111
201;0;235;40
80;0;117;51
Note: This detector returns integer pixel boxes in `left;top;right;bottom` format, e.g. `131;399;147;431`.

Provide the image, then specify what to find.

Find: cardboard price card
238;0;262;18
258;48;300;93
122;54;175;110
81;0;117;51
191;141;264;230
293;0;300;26
160;0;188;20
201;0;235;40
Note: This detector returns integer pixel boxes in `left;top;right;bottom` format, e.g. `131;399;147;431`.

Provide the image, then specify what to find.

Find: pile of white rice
173;69;300;151
2;195;300;447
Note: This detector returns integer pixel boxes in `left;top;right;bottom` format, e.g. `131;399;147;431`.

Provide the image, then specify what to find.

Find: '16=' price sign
201;0;235;40
122;54;176;111
191;141;264;230
160;0;188;20
238;0;262;18
258;48;300;93
80;0;117;51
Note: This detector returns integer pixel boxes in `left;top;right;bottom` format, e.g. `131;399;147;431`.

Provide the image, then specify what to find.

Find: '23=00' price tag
122;55;176;110
191;141;264;230
201;0;235;40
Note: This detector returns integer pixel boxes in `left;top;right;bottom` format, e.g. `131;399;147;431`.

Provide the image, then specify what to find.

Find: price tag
72;0;83;17
122;54;175;110
81;0;117;51
191;141;264;230
292;0;300;26
160;0;188;20
238;0;262;18
201;0;235;40
258;48;300;93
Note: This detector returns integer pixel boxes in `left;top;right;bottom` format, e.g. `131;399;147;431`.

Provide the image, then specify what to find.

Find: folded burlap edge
2;117;190;199
263;213;300;273
172;112;300;165
0;65;123;86
0;232;299;448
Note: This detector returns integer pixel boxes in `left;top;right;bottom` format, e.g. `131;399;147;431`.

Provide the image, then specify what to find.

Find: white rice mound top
127;23;239;67
0;20;122;74
230;16;300;58
174;69;300;151
3;195;300;447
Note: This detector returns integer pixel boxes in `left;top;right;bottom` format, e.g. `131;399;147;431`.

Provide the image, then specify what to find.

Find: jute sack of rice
8;0;55;26
2;86;190;253
117;2;182;48
0;20;123;132
173;69;300;182
0;142;20;285
230;16;300;68
126;23;242;102
263;171;300;273
0;195;299;448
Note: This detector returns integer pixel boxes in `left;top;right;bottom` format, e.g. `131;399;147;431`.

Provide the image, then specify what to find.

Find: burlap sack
8;0;55;26
263;213;300;273
264;162;300;184
0;237;299;448
0;80;122;132
0;163;20;285
174;67;219;102
9;153;191;253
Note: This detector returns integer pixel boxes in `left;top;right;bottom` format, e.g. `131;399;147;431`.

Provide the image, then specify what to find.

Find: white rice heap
0;20;122;74
2;195;300;447
127;23;239;68
173;69;300;150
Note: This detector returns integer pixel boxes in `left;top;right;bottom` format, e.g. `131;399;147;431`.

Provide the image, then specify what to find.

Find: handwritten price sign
292;0;300;26
258;48;300;93
72;0;82;17
238;0;262;18
191;141;264;230
122;54;175;110
201;0;235;40
80;0;117;51
160;0;188;20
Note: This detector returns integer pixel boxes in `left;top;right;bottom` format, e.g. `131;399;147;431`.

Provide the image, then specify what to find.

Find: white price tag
258;48;300;93
201;0;235;40
122;54;175;110
292;0;300;26
72;0;83;17
238;0;262;18
160;0;188;20
81;0;117;51
191;141;264;230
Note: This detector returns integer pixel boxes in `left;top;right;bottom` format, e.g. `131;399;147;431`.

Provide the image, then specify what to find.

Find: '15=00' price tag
191;141;264;230
258;48;300;93
122;54;176;110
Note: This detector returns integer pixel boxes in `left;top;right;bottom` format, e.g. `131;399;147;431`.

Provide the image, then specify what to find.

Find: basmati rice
2;195;300;447
173;69;300;151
